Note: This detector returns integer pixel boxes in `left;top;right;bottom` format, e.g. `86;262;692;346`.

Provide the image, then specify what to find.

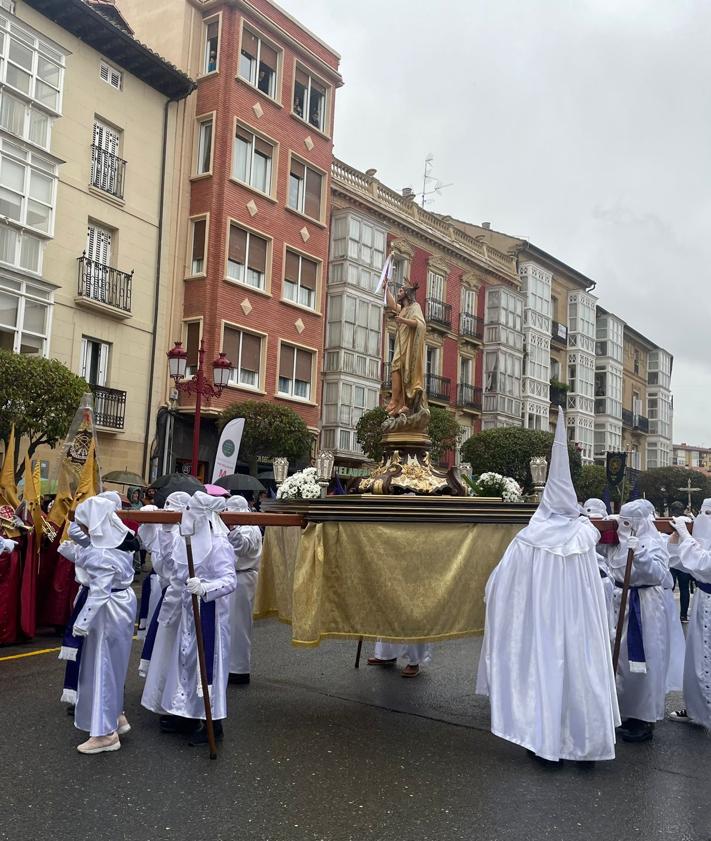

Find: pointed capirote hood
531;409;580;523
515;409;596;553
692;498;711;545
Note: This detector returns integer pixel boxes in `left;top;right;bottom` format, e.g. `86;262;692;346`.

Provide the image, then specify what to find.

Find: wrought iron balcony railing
425;297;452;329
457;383;482;411
551;320;568;346
90;144;126;199
459;311;484;341
426;373;451;402
622;408;649;433
77;254;133;313
92;385;127;430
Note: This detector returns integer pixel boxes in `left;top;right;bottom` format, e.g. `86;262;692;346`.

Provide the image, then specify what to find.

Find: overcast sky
283;0;710;446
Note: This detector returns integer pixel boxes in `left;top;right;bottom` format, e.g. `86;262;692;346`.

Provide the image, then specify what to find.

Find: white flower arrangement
472;472;523;503
276;467;322;500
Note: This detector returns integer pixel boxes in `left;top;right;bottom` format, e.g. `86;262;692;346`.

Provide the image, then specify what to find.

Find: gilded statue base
354;430;466;496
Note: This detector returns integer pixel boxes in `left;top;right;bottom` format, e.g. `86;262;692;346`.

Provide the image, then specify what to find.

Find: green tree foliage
574;464;607;502
461;426;582;494
356;406;462;462
0;351;88;477
637;466;711;513
220;400;313;476
355;406;389;463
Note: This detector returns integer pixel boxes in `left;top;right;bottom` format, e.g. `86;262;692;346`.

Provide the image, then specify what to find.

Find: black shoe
160;715;199;734
229;673;250;685
189;720;224;746
66;704;75;716
620;720;654;743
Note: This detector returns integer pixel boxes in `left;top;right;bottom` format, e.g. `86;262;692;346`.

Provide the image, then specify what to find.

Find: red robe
0;544;21;644
38;534;78;629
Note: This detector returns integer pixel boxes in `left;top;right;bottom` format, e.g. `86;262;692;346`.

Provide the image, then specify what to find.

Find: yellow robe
391;301;427;407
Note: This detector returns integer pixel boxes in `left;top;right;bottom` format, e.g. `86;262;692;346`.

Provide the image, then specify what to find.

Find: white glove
626;535;639;551
671;517;691;542
0;537;17;554
72;624;88;638
186;576;207;597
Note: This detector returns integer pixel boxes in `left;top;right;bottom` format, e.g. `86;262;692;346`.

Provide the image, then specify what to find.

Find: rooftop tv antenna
420;153;453;208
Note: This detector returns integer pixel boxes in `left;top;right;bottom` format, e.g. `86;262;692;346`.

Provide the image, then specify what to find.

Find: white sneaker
117;714;131;736
77;733;121;754
669;709;691;723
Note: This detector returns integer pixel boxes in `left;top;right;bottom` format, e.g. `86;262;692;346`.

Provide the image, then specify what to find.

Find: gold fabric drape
391;301;426;402
255;521;523;647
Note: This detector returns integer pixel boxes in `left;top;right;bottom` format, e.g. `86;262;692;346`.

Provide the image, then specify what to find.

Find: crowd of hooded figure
476;412;711;764
3;410;709;762
2;488;262;755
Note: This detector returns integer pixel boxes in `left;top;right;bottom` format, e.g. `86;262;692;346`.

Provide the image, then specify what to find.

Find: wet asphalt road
1;620;709;841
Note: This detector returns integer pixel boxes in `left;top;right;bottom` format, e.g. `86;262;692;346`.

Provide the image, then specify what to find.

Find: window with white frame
226;223;268;289
461;286;476;316
426;345;440;377
196;117;213;175
86;221;112;270
486;287;523;331
239;27;278;99
278;343;313;399
283;249;317;309
293;66;328;132
222;325;262;389
0;140;55;234
0;273;51;355
233;126;273;193
80;336;109;386
427;269;444;301
189;218;206;275
99;61;122;90
203;18;219;74
183;320;200;376
0;90;51;149
459;356;472;385
288;157;322;220
91;120;123;198
485;349;521;396
0;17;64;113
0;224;42;274
342;216;385;269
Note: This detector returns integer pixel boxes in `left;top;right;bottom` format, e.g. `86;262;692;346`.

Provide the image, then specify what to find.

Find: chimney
481;222;491;230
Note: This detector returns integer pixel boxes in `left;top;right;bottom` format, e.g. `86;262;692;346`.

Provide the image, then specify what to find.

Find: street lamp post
167;339;232;477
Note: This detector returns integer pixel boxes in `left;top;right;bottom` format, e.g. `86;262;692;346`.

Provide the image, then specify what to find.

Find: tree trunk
248;454;258;477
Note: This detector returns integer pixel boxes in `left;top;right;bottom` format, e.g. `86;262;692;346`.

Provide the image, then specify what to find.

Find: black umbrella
214;473;266;493
149;473;205;508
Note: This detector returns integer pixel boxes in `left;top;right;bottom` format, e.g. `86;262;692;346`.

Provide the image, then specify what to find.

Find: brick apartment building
119;0;342;476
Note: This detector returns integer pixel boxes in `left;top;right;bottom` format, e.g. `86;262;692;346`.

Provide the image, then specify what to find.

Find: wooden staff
185;536;218;760
611;531;636;674
354;637;363;669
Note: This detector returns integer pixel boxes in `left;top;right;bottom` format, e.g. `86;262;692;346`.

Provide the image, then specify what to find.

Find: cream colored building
1;0;194;476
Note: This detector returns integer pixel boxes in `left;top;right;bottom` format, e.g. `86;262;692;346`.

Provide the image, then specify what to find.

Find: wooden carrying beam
115;511;306;528
592;518;680;536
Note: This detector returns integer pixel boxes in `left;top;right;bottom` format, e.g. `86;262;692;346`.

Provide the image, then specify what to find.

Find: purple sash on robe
197;599;215;696
697;582;711;595
138;588;166;677
58;585;88;704
615;582;651;674
137;571;156;637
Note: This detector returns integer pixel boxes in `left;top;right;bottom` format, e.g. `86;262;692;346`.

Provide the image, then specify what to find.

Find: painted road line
0;647;61;662
0;634;140;663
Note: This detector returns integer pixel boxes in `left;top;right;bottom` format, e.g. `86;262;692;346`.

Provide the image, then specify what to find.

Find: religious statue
384;280;429;429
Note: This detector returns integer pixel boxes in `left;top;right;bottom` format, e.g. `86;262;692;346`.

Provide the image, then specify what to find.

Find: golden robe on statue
391;301;428;411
